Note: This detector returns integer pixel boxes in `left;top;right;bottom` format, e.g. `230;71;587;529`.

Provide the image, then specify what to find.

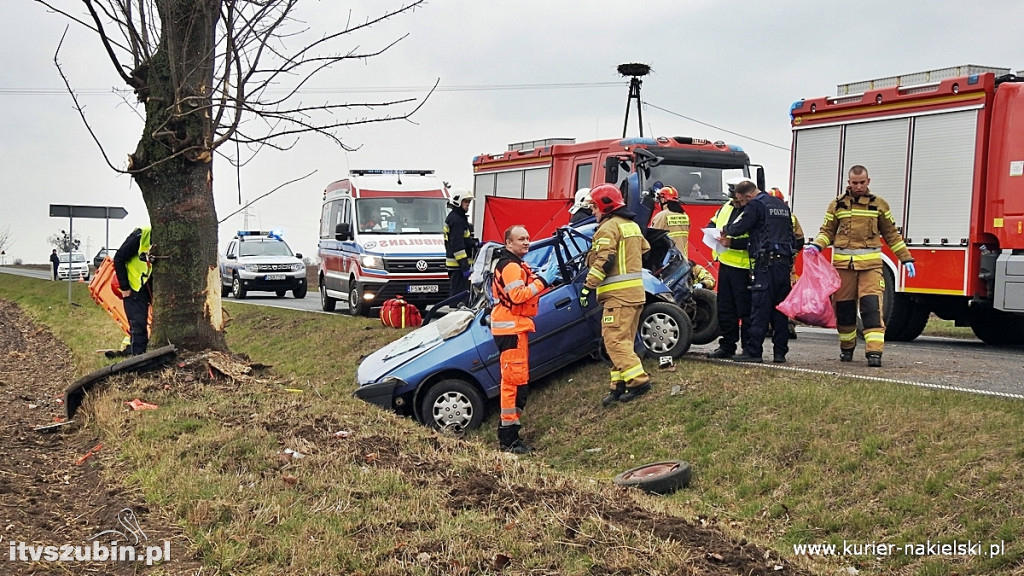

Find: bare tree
48;230;83;253
0;225;12;255
35;0;430;351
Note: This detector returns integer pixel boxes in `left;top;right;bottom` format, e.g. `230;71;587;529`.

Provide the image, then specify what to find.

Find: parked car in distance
93;248;115;270
220;230;307;299
354;223;693;431
57;252;90;280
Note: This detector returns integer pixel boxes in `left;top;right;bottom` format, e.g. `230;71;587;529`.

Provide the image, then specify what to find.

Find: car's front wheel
348;280;368;316
638;301;692;358
419;378;484;432
293;285;307;299
232;274;247;299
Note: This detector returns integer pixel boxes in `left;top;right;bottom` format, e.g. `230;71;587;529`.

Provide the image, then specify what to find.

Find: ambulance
317;170;451;316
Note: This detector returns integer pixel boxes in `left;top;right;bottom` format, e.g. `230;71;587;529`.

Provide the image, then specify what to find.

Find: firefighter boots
619;381;651;403
602;381;626;407
839;350;854;362
498;424;533;454
867;352;882;368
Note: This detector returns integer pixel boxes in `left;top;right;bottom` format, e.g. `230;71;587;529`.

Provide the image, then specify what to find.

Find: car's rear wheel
293;285;307;299
419;378;484;431
232;274;247;299
348;280;368;316
639;302;692;358
688;288;719;345
320;276;336;311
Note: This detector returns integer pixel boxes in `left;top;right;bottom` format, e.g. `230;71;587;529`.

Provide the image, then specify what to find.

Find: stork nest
617;63;652;77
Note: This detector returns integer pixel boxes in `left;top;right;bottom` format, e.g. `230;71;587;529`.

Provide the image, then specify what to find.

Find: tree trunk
130;0;226;352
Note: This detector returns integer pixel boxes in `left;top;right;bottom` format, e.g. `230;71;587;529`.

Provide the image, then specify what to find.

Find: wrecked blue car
354;223;693;431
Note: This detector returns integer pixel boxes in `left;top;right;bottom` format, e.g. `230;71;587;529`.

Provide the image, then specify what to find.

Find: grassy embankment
1;274;1021;575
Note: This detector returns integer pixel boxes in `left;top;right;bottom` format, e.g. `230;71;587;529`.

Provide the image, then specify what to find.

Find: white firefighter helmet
448;191;474;209
568;187;592;214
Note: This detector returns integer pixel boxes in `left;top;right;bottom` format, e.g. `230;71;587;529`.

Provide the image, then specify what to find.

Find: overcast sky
2;0;1022;264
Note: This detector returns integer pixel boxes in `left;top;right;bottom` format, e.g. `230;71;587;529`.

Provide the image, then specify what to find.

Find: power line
643;101;790;152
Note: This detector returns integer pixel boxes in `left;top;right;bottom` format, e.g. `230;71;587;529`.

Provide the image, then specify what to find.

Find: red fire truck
789;65;1024;344
471;136;765;269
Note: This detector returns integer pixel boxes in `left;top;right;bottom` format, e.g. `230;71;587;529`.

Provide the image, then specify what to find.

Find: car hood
356;309;477;385
235;255;301;264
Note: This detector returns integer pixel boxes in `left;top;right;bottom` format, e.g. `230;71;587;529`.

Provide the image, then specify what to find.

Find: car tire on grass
231;274;247;299
639;301;692;358
419;378;484;432
613;460;693;494
320;278;336;312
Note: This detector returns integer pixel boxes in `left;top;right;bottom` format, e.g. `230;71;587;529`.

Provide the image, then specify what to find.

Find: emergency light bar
236;230;284;240
350;169;434;176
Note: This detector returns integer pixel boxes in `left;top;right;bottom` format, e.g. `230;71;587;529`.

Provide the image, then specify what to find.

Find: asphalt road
4;266;1023;400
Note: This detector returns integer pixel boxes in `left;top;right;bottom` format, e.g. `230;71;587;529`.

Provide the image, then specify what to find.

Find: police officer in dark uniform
722;181;799;363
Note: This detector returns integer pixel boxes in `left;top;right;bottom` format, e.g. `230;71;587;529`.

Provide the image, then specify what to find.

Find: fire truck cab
472;136;764;271
317;170;451;316
789;65;1024;344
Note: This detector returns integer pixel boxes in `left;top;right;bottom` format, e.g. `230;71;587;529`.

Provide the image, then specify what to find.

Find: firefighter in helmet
648;185;690;258
580;184;652;406
568;188;594;225
444;191;478;305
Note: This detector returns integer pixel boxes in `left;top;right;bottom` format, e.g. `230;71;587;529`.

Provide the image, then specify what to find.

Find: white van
317;170;451;316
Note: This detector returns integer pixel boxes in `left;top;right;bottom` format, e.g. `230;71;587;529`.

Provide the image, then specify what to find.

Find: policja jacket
491;249;546;336
810;188;913;270
723;192;798;263
584;210;650;305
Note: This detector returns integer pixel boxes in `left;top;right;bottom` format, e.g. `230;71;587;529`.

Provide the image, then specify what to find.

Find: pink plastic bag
777;248;840;328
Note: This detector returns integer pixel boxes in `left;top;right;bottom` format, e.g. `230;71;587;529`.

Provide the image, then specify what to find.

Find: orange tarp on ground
88;258;151;337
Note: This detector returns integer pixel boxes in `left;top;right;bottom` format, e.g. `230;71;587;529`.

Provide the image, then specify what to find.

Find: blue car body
354;223;691;430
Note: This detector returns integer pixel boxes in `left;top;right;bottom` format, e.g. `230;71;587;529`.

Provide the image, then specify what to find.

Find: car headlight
291;263;304;271
361;255;384;269
244;264;260;273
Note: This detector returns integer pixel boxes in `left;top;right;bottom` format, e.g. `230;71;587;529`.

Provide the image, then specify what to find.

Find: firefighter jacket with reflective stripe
649;206;690;255
710;202;751;270
444;206;475;271
113;226;152;292
811;189;913;271
692;263;716;289
585;214;649;305
491;250;545;336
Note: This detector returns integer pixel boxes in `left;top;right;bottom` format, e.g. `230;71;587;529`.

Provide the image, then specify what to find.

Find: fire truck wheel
319;279;337;312
968;305;1024;346
348;280;369;317
613;460;692;494
688;289;719;345
884;293;930;342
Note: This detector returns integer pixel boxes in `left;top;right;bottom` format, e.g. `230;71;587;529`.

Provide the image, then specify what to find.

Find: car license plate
265;274;286;281
409;284;438;293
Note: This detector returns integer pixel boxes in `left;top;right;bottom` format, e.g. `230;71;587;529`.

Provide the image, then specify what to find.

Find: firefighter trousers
746;258;792;358
497;332;530;431
834;267;885;355
601;302;649;390
716;264;751;354
448;269;470;306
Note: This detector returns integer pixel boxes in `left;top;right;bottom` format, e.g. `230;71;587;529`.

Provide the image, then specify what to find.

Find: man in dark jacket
444;192;477;305
722;181;798;363
49;250;60;280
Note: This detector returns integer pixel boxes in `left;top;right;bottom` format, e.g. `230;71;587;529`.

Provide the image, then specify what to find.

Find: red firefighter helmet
657;185;679;202
768;187;785;200
589;184;625;218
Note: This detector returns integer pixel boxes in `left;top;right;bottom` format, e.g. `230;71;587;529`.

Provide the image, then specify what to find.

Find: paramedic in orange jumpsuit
490;225;558;453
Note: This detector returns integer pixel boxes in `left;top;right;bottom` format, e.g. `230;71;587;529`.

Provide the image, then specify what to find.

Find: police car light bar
350;169;434;176
236;230;283;240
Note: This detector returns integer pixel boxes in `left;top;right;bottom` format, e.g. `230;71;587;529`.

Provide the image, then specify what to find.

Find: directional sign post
49;205;128;304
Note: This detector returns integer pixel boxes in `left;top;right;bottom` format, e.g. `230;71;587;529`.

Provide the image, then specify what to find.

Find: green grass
922;314;978;340
3;274;1023;575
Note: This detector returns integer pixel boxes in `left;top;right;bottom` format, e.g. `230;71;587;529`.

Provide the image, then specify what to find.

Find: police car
220;231;307;299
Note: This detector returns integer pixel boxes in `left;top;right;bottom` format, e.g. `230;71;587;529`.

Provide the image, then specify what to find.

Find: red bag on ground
380;295;423;328
777;248;840;328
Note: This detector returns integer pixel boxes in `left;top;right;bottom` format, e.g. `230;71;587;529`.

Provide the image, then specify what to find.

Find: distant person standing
113;226;154;356
49;249;60;280
806;165;916;367
444;191;477;305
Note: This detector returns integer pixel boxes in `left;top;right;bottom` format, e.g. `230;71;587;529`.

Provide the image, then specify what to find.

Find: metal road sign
49;205;128;219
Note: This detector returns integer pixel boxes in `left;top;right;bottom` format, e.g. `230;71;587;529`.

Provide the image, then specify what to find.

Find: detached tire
613;460;693;495
688;289;719;345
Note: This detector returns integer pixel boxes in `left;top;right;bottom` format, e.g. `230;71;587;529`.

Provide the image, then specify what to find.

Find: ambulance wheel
688;288;719;345
275;290;286;298
419;378;484;432
348;280;368;316
231;274;247;299
613;460;692;494
639;302;692;358
293;285;307;299
319;280;337;312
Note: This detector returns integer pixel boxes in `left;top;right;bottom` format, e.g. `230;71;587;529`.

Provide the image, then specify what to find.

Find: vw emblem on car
416;259;428;272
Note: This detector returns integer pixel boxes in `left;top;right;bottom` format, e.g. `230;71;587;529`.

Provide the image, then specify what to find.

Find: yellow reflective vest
711;203;751;270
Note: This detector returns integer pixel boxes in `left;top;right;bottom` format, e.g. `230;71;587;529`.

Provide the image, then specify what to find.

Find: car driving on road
220;231;307;299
